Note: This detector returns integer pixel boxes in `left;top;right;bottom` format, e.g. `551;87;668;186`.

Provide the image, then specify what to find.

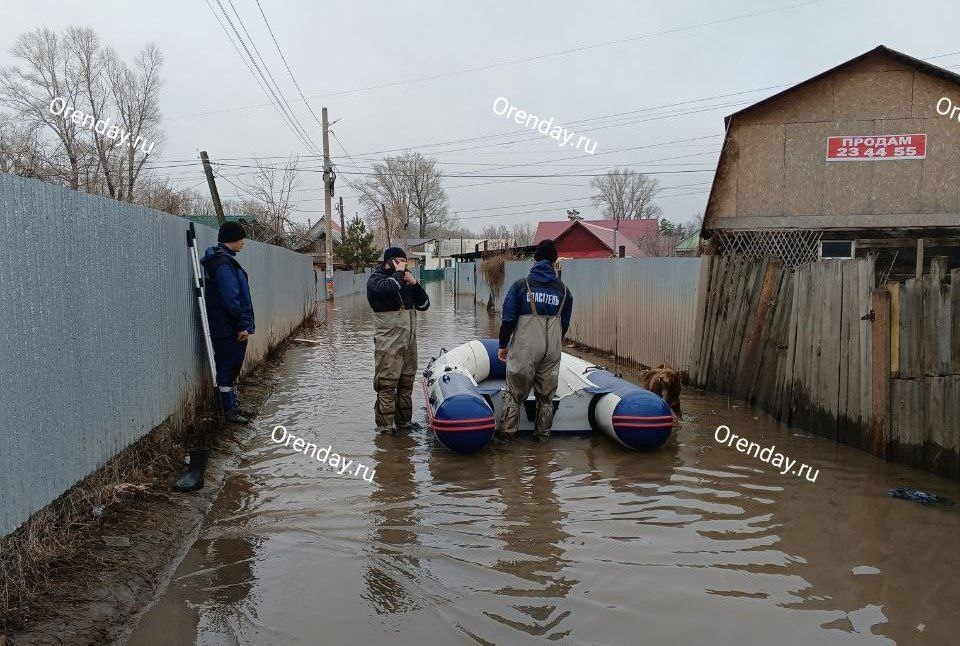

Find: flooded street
126;282;960;646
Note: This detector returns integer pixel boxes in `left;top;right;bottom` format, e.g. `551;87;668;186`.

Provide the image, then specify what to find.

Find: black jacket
366;267;430;313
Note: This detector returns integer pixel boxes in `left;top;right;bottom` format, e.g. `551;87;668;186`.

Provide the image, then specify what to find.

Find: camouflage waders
500;278;567;439
373;308;419;431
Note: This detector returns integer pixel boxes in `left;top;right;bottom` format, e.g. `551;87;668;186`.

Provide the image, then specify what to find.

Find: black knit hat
533;239;558;263
383;246;407;262
218;221;246;243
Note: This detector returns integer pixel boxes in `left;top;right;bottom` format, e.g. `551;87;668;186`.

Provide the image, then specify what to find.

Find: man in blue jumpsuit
175;221;256;492
497;239;573;442
201;221;256;424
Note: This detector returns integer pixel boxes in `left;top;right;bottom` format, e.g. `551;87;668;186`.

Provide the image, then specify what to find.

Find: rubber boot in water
173;448;210;492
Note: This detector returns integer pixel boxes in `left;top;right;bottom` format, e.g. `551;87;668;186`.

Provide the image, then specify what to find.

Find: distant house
407;237;440;269
533;218;660;259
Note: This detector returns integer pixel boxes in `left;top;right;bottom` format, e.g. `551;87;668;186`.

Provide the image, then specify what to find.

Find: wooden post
915;238;924;278
199;150;225;226
870;287;891;459
888;282;900;376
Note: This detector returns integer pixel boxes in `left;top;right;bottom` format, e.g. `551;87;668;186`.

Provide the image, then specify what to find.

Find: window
819;240;855;259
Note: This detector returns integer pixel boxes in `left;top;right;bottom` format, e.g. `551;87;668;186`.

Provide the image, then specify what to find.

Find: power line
206;0;322;157
224;0;323;155
168;0;830;121
210;161;715;178
253;0;326;133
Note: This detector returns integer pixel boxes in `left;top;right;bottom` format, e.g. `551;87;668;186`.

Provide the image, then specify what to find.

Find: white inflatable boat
422;339;675;454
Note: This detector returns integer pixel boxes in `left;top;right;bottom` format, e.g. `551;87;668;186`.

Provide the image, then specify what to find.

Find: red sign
826;134;926;161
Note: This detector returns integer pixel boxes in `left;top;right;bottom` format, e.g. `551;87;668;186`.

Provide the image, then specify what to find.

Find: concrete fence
0;175;319;537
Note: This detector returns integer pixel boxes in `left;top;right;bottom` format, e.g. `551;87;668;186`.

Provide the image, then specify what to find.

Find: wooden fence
688;253;960;480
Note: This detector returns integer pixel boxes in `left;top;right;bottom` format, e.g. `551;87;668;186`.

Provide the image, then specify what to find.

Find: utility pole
322;108;334;300
613;214;619;259
200;151;225;226
338;196;345;239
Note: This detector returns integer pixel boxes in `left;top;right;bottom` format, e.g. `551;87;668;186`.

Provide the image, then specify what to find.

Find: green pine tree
334;216;380;270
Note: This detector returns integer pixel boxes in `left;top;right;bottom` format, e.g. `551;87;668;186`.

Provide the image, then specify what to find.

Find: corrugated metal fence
467;257;700;369
334;268;373;297
562;258;701;369
0;175;318;537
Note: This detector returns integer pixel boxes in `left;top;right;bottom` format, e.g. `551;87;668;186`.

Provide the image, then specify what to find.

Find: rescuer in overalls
366;247;430;434
497;239;573;442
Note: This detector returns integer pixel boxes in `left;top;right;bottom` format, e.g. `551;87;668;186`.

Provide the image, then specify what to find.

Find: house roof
551;220;643;257
533;218;659;245
723;45;960;129
407;237;438;249
675;232;701;251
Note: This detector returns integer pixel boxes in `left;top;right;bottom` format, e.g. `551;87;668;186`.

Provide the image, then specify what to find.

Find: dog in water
642;364;683;418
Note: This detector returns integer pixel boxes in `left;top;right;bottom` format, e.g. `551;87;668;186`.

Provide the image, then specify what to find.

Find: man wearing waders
497;239;572;442
366;247;430;435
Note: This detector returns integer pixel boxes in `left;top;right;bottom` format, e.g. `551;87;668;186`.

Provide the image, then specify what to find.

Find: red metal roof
533;218;659;246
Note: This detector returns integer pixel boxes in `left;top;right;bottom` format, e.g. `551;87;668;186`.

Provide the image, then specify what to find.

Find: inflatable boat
422;339;675;454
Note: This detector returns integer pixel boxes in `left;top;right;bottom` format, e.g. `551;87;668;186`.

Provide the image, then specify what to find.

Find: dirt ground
2;338;298;646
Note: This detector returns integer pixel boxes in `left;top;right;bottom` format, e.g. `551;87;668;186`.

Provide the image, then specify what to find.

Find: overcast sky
2;0;960;231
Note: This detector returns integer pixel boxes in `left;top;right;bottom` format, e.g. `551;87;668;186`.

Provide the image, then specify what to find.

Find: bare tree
238;155;301;245
590;168;662;220
401;151;448;237
358;154;413;243
0;28;86;189
0;26;163;201
109;42;163;201
511;222;534;246
358;151;449;244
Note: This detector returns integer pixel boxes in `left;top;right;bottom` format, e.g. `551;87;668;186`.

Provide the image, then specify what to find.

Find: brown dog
642;364;683;417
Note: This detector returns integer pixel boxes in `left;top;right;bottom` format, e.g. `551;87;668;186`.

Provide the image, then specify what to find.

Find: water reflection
364;432;422;614
122;281;960;646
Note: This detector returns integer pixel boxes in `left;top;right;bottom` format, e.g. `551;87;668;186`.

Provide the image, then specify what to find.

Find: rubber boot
173;448;209;492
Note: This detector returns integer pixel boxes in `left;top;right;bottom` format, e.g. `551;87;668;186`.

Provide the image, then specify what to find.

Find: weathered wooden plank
890;378;927;468
734;259;777;397
870;287;891;458
687;254;714;384
924;376;953;478
899;278;922;378
952;270;960;375
773;271;797;421
837;260;856;445
750;267;788;409
697;253;728;387
922;267;941;377
782;268;800;424
857;257;875;448
821;261;843;442
888;281;901;375
727;259;765;394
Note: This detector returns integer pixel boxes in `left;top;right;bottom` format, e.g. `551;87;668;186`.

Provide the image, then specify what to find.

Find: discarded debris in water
888;487;953;505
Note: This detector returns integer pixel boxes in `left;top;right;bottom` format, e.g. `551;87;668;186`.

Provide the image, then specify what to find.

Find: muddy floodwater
124;282;960;646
